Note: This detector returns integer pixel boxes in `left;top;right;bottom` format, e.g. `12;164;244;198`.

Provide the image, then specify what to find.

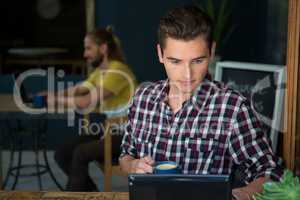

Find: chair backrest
0;74;15;93
102;115;128;191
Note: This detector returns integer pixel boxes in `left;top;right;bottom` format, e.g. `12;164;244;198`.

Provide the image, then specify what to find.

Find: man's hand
232;188;251;200
130;156;155;173
119;155;155;174
232;177;267;200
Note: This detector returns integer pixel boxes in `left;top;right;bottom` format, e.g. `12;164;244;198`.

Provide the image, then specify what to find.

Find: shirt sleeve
81;70;98;89
228;100;284;184
100;68;131;95
119;98;137;158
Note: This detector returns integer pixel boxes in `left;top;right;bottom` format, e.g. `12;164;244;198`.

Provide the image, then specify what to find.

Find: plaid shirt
120;76;283;183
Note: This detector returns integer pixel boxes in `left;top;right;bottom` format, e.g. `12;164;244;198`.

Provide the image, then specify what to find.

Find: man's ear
157;44;164;63
99;43;108;55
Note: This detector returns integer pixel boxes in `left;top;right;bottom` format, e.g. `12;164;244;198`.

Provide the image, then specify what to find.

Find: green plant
253;170;300;200
194;0;235;54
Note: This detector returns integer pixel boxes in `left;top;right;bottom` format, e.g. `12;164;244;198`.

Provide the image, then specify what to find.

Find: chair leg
103;121;113;192
34;133;42;190
103;169;112;192
41;134;64;191
43;148;64;190
38;120;64;191
11;137;22;190
2;135;16;189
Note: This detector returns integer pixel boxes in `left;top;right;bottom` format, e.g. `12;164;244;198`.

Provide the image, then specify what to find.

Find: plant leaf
206;0;215;22
253;170;300;200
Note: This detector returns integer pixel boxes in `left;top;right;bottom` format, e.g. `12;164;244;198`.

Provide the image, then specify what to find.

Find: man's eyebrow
191;56;207;60
166;57;181;60
166;56;208;61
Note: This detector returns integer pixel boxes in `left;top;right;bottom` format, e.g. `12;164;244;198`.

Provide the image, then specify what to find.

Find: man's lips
179;80;195;86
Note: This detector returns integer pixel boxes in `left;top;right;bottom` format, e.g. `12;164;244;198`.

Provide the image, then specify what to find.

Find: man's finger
137;161;153;173
143;156;154;165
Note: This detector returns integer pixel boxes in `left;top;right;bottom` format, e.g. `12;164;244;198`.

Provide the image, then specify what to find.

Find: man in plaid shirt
119;5;283;200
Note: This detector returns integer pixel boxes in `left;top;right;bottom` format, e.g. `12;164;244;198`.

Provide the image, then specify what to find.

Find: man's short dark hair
158;5;214;50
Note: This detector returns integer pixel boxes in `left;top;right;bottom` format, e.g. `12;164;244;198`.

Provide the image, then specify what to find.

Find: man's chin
169;82;198;96
174;86;195;97
179;84;196;94
180;89;194;95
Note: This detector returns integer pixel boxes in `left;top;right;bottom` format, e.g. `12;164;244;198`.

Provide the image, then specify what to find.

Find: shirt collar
153;79;169;103
190;75;213;108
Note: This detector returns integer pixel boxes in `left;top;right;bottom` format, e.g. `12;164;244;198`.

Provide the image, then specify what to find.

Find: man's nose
183;64;192;79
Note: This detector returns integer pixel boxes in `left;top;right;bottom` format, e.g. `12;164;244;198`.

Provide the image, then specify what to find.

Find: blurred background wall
0;0;288;81
0;0;289;153
95;0;288;82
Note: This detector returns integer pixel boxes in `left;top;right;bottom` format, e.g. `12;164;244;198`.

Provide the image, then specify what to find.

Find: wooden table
0;95;20;112
4;47;85;74
0;95;75;118
0;191;129;200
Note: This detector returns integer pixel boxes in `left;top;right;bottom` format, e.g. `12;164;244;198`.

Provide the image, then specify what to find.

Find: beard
88;53;104;68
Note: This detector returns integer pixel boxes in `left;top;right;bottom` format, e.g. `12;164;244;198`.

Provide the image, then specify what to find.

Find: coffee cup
33;95;46;108
154;161;179;174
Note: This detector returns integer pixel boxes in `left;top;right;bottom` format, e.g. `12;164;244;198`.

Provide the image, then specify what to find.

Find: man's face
157;36;213;95
83;36;104;68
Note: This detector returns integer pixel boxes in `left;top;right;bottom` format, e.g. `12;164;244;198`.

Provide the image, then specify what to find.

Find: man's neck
168;86;192;114
99;57;109;70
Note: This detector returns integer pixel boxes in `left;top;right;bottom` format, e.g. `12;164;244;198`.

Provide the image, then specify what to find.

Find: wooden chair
100;115;128;191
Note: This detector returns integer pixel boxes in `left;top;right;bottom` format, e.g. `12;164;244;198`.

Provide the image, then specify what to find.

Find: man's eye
170;60;180;64
192;59;203;64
